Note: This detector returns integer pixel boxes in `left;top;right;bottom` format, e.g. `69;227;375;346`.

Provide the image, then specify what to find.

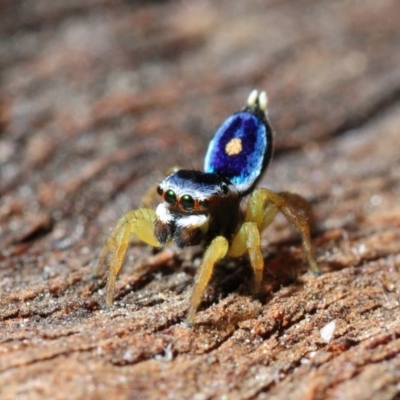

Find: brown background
1;1;400;399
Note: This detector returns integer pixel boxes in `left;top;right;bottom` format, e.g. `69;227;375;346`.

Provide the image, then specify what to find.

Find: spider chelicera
96;90;319;323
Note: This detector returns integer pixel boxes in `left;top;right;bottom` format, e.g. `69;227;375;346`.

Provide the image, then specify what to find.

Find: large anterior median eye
180;194;194;211
165;189;177;205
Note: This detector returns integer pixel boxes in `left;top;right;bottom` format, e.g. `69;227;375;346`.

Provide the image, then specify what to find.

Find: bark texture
1;1;400;399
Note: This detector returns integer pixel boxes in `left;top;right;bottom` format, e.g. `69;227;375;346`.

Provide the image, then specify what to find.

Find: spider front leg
187;223;264;324
187;236;229;324
228;222;264;294
246;188;320;275
94;208;160;307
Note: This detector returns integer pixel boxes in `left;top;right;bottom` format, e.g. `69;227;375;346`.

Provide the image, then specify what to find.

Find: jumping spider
96;90;319;323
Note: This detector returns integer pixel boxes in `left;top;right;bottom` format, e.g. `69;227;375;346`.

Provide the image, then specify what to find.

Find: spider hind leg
276;191;320;275
246;188;319;276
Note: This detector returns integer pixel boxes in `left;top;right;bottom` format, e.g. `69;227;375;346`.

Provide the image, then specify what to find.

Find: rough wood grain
1;1;400;399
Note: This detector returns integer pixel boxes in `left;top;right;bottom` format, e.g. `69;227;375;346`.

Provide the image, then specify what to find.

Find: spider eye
165;189;176;205
199;199;210;209
157;186;163;196
180;194;195;211
221;184;229;195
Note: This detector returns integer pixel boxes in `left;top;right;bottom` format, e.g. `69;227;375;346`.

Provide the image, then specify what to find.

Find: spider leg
244;188;279;231
246;188;319;274
95;208;159;307
228;222;264;294
187;236;229;324
278;191;319;274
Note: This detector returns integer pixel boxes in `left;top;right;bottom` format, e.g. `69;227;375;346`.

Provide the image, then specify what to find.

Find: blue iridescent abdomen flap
204;111;272;194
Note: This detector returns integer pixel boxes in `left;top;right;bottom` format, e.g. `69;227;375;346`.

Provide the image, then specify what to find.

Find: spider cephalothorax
96;90;319;323
154;170;240;248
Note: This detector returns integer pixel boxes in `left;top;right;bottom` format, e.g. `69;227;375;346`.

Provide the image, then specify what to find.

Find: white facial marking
156;203;173;223
176;214;209;232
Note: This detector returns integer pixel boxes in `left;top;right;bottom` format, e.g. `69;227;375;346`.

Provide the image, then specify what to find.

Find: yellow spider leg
277;191;319;274
244;188;279;231
228;222;264;294
249;188;319;274
95;208;159;307
187;236;229;324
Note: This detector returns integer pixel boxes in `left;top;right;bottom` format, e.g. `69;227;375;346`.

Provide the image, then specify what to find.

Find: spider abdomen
204;91;273;195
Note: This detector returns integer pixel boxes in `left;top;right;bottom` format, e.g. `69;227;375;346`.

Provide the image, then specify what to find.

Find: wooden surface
1;1;400;399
